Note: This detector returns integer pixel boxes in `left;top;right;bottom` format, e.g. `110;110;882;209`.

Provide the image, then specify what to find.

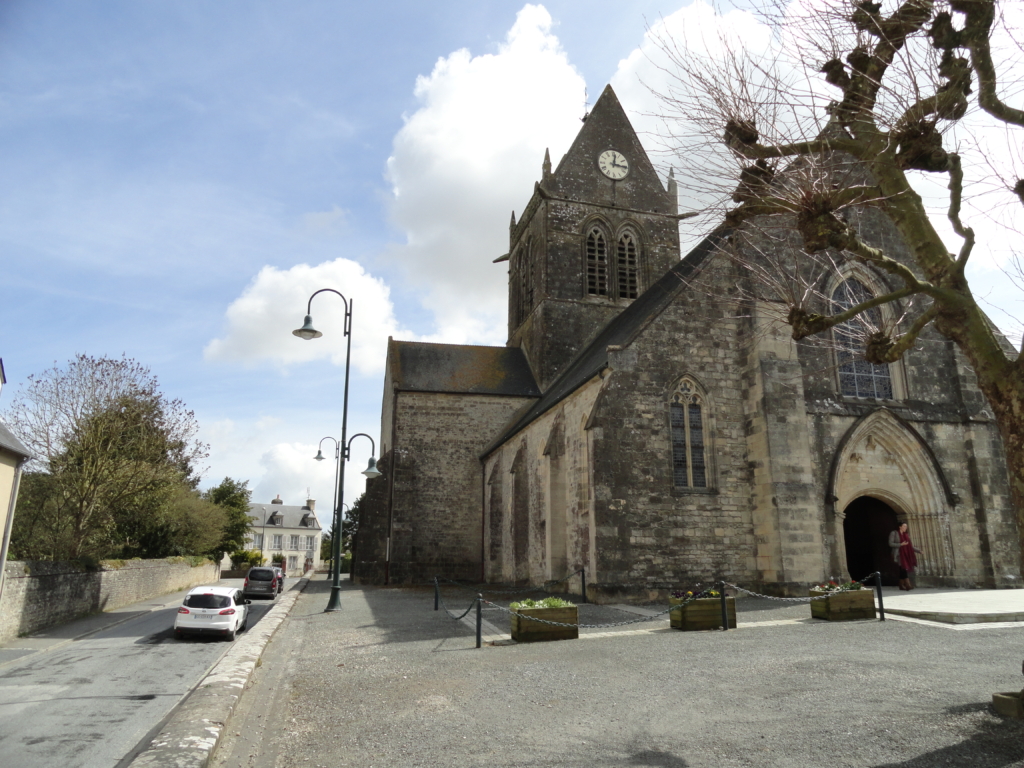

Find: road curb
126;576;311;768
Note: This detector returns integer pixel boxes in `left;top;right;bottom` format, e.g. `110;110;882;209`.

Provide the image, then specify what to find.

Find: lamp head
361;456;382;479
313;449;326;462
292;315;322;340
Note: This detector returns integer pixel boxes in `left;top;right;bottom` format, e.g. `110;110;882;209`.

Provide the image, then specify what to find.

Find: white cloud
252;442;338;512
381;3;588;344
203;258;411;374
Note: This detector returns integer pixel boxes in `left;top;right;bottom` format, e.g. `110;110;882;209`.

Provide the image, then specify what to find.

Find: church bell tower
504;85;683;391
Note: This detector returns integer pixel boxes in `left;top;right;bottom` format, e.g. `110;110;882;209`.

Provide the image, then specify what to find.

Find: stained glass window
831;278;893;399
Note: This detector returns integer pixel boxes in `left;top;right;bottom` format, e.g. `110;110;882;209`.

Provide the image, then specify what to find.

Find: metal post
476;596;482;648
434;578;439;611
719;582;729;631
874;571;885;621
326;298;354;613
580;569;588;604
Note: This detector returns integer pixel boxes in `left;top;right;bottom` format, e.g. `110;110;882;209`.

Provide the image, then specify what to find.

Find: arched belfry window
831;278;894;399
586;226;608;296
616;231;639;299
670;378;709;489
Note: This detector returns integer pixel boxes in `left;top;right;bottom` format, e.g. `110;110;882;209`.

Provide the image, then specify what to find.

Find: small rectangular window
272;535;282;549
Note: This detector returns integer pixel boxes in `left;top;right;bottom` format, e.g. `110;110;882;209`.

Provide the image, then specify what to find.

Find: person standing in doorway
889;522;922;590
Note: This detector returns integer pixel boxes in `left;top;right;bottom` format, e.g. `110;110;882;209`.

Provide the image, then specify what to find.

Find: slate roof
482;227;731;457
0;419;31;460
248;503;322;531
388;340;541;397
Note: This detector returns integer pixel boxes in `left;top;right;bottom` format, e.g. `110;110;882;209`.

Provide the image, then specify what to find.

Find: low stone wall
0;558;221;643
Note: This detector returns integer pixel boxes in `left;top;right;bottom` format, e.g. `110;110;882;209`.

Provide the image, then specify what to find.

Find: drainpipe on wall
480;460;486;583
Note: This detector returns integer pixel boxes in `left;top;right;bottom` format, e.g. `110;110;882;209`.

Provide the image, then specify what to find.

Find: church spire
542;148;552;181
667;167;678;213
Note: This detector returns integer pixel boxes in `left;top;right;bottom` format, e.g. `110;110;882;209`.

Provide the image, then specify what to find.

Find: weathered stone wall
366;391;535;584
589;267;761;597
0;558;220;642
483;376;604;588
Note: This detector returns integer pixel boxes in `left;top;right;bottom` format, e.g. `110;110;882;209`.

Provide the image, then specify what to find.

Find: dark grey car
243;567;278;600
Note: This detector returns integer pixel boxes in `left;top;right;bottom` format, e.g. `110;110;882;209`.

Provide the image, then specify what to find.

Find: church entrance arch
842;496;900;584
829;409;956;584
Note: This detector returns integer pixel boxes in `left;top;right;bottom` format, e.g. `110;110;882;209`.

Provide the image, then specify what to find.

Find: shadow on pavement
869;703;1024;767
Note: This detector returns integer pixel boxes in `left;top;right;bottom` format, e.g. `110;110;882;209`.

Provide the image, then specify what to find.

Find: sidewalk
0;587;195;668
211;575;1024;768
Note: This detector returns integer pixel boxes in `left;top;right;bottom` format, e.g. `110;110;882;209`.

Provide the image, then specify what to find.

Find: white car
174;586;249;641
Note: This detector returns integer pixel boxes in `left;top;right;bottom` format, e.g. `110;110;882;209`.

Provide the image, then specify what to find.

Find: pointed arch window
831;278;893;399
585;227;608;296
670;379;708;489
616;232;639;299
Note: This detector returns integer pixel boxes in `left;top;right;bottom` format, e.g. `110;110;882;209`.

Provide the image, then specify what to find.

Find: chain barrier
435;573;884;642
722;573;878;603
436;582;480;621
479;586;719;629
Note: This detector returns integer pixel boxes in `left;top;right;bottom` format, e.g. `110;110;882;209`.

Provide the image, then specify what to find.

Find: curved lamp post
314;436;341;582
294;289;382;612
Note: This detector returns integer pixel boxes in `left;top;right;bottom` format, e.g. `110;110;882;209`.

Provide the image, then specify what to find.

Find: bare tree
651;0;1024;562
3;355;209;560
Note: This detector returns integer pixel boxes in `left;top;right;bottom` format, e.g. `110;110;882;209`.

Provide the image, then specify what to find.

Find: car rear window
185;594;231;609
248;569;274;581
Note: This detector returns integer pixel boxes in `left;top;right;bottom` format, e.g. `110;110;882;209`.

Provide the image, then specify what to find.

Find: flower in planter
509;597;576;610
812;579;867;593
670;588;721;599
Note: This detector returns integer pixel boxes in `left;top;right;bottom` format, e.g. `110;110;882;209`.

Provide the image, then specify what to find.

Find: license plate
195;614;212;620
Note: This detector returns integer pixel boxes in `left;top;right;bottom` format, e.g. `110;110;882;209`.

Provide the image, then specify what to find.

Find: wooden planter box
510;606;579;643
992;692;1024;719
669;597;736;631
810;589;876;621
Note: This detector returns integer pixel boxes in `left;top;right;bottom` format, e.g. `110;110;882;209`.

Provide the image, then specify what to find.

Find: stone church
353;85;1021;599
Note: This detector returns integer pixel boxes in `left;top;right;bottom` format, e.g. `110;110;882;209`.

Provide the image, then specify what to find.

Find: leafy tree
3;355;209;560
653;0;1024;561
343;494;362;552
202;477;253;558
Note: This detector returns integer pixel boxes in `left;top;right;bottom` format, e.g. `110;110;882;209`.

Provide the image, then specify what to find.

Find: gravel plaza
205;574;1024;768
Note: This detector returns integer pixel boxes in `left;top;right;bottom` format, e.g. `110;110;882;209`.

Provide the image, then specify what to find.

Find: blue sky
3;1;1022;515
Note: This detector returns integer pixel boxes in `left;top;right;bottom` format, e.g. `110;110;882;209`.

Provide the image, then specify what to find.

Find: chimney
305;498;315;511
271;494;284;505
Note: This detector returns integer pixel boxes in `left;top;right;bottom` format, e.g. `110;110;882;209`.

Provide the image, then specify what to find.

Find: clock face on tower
598;149;629;180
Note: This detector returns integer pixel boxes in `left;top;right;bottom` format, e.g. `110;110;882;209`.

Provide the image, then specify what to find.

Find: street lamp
314;436;341;583
294;288;382;612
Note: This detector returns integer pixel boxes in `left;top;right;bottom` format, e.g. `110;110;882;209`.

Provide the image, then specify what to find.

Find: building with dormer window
246;495;323;573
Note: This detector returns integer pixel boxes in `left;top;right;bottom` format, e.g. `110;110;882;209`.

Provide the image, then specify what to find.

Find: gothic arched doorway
843;496;900;585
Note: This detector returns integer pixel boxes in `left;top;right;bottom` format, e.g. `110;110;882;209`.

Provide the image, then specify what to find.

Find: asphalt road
0;578;291;768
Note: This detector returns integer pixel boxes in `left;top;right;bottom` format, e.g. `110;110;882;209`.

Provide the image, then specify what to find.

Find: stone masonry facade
356;85;1021;599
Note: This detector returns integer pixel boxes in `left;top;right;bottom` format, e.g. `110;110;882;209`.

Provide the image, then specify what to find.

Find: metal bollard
476;595;483;648
719;581;728;631
434;578;439;611
874;571;885;621
580;569;588;604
